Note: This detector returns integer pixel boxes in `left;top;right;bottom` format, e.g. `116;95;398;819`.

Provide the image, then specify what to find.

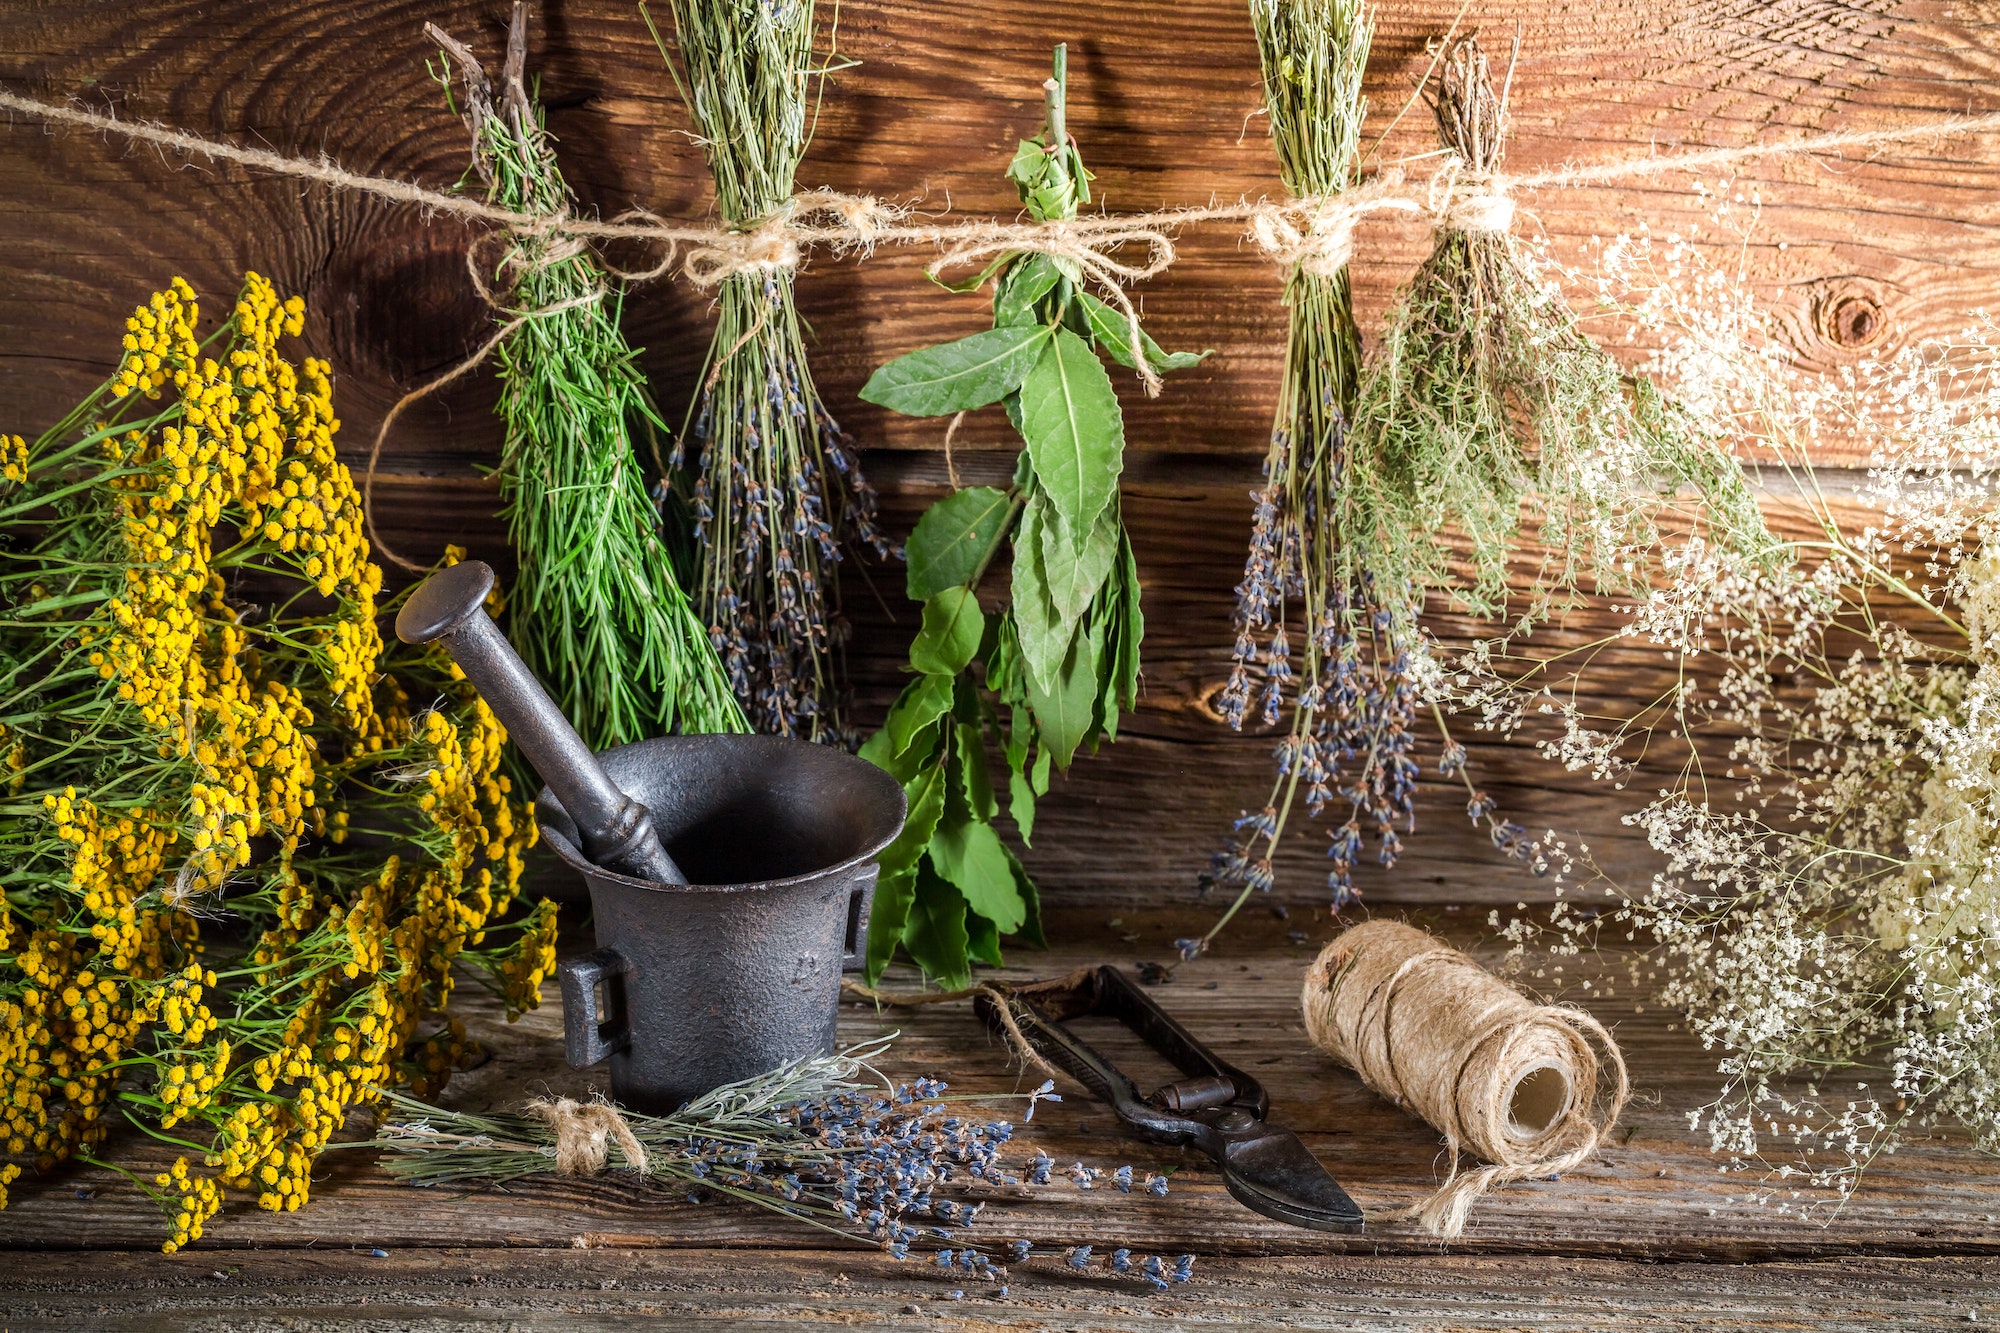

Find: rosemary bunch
647;0;890;743
372;1038;1195;1288
431;11;745;750
855;49;1205;986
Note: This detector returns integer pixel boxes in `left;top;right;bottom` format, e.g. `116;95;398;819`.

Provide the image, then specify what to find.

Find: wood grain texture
2;14;1998;893
3;908;1997;1267
6;1249;1998;1331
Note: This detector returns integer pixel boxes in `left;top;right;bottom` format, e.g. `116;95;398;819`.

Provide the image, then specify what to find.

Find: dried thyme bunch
429;9;745;750
646;0;891;743
1201;22;1775;953
373;1038;1194;1290
0;276;546;1250
855;48;1205;986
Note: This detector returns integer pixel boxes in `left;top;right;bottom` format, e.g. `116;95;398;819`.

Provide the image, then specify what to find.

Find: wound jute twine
525;1094;651;1176
4;87;1998;551
1302;920;1628;1240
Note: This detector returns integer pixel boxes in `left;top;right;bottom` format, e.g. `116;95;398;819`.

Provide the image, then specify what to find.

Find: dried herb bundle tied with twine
426;7;745;751
648;0;892;744
371;1037;1196;1289
1201;20;1776;954
856;48;1206;986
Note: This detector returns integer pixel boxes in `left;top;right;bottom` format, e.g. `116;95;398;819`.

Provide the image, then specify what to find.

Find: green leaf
1036;494;1119;622
1031;744;1052;796
964;904;1003;967
1009;501;1078;690
863;866;916;984
1006;138;1050;194
1002;844;1047;950
930;812;1027;934
1018;327;1124;543
1077;291;1210;375
1027;617;1101;768
876;761;946;880
1114;534;1144;710
909;588;985;677
957;718;997;821
994;254;1060;328
860;325;1052;417
883;673;956;758
905;486;1014;601
1008;765;1036;846
1004;700;1035;845
902;863;971;988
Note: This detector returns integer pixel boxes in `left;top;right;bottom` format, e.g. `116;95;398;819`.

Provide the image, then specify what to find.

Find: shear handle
982;966;1269;1142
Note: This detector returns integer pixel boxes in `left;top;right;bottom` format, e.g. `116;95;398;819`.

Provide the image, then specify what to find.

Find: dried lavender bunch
1201;0;1415;950
429;9;745;749
1200;24;1776;958
372;1038;1194;1290
646;0;891;743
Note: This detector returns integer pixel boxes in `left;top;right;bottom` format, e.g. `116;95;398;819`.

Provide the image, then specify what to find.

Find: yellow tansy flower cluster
0;433;26;485
0;276;546;1244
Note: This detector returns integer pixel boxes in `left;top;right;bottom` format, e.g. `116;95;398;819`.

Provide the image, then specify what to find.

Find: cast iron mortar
396;561;906;1113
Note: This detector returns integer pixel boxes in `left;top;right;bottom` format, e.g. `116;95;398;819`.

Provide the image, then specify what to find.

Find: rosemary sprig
646;0;891;744
430;10;746;749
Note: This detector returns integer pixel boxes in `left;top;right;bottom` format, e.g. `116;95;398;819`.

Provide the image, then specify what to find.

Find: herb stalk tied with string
856;47;1207;987
1197;20;1776;962
370;1035;1194;1288
645;0;891;744
428;7;744;751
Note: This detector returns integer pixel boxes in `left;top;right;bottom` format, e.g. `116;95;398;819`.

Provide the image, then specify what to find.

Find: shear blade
1218;1127;1364;1233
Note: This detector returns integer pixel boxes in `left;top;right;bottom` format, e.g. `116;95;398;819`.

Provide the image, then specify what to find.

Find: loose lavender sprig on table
644;0;893;744
371;1039;1192;1291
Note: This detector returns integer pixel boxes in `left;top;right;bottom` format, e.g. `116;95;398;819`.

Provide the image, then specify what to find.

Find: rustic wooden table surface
9;0;2000;1326
5;906;1997;1330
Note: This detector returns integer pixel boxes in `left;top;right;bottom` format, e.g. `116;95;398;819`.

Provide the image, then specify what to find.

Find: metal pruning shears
976;965;1363;1232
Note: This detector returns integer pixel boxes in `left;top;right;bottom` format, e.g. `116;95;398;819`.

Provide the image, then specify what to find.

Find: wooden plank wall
3;0;1998;912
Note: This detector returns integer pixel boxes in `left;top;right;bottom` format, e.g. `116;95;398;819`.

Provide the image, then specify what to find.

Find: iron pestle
393;560;688;886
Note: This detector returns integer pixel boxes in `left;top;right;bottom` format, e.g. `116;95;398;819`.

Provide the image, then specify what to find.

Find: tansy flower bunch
0;276;549;1251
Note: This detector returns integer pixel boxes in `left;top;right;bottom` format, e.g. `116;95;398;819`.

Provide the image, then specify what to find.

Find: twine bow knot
525;1095;650;1176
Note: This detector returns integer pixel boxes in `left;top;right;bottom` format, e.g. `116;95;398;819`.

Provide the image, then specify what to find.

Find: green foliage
857;48;1203;986
433;34;745;749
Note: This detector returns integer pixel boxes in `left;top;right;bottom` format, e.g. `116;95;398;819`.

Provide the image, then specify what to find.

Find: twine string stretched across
525;1094;651;1175
1301;920;1629;1241
6;84;1998;548
8;87;1994;287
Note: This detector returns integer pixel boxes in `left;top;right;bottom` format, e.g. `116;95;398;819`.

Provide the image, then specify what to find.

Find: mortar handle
394;560;688;886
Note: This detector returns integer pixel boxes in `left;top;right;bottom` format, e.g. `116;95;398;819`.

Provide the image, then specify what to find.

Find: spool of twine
1301;920;1628;1239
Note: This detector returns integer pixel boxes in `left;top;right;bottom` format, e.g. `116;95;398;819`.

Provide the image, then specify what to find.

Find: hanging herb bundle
1200;17;1775;952
646;0;891;743
855;48;1207;987
0;275;548;1250
372;1037;1196;1288
429;8;745;750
